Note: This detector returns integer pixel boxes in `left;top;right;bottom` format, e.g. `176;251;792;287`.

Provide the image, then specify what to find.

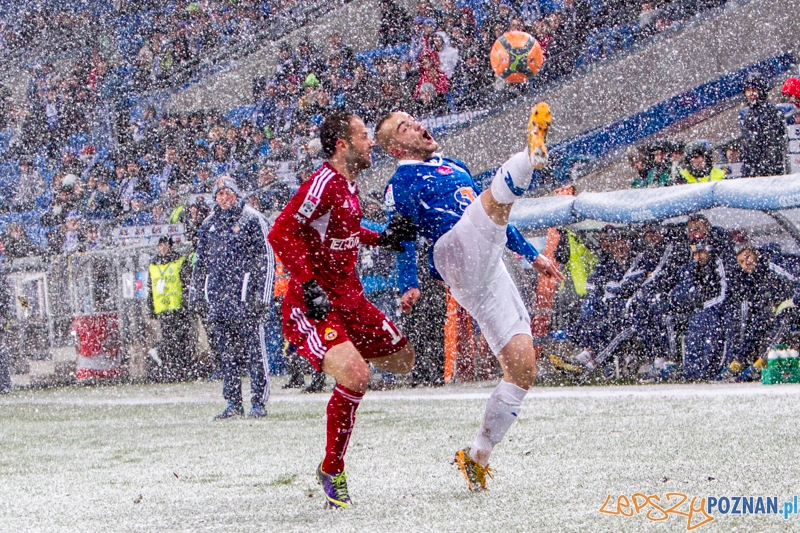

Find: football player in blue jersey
376;103;564;491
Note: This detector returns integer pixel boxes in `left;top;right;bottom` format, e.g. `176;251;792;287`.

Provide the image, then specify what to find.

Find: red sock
322;384;364;474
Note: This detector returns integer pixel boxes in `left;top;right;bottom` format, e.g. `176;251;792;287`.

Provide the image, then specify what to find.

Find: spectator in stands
83;223;103;251
12;156;46;211
451;48;494;109
2;223;41;259
379;0;413;47
413;82;446;117
738;72;787;177
326;32;355;70
48;210;86;255
560;0;593;51
296;38;326;81
627;145;652;188
41;174;79;228
644;140;674;187
274;41;299;82
532;18;553;56
676;140;725;184
84;168;118;220
432;32;459;79
541;12;576;79
457;7;479;39
665;139;686;182
124;193;154;227
780;77;800;125
209;142;239;177
118;160;151;212
415;50;450;100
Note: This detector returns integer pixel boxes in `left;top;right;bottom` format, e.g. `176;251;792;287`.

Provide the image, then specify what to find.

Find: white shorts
433;199;531;354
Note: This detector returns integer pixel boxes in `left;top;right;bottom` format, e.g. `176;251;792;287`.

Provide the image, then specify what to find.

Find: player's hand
401;288;421;314
302;280;331;320
378;215;417;252
532;255;564;282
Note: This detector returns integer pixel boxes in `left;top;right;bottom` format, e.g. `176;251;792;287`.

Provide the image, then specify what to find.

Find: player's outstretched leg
455;334;535;491
489;101;551;205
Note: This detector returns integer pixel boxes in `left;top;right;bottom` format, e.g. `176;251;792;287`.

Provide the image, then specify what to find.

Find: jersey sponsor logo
329;231;360;251
324;327;338;341
454;186;477;209
436;165;454;175
384;184;395;207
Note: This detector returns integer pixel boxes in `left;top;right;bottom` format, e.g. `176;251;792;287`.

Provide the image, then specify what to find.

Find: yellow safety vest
169;205;184;224
680;167;726;184
149;256;185;314
566;229;598;296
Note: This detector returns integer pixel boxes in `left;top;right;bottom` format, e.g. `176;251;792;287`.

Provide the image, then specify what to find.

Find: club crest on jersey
324;327;338;341
436;165;454;175
454;186;477;208
299;194;320;218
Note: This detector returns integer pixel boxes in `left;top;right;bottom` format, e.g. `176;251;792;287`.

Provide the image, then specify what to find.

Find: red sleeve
359;227;381;247
268;173;342;285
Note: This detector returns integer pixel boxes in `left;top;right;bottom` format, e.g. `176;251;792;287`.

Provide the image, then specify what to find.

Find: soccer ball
490;31;544;84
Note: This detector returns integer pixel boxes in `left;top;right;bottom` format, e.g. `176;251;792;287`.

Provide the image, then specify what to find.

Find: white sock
490;151;535;204
470;380;528;466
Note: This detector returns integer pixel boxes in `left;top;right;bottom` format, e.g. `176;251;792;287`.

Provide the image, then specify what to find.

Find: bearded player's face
344;117;375;171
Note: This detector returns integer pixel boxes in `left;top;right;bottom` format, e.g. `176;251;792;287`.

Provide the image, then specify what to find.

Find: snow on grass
2;380;799;532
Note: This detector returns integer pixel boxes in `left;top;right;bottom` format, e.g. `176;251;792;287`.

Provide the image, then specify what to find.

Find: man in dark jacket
739;72;788;178
721;240;796;379
147;236;194;382
189;175;275;419
669;240;728;381
0;263;11;394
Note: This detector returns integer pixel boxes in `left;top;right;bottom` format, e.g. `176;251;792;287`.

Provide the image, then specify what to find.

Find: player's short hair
320;112;356;158
375;111;400;152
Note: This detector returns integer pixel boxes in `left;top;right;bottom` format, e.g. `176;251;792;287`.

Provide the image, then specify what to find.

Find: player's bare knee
347;364;371;394
396;344;416;375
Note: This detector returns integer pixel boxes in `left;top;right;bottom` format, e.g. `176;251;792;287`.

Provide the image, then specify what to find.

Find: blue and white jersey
384;155;540;293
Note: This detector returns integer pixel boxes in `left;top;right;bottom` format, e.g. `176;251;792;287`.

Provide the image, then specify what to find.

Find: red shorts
281;294;408;371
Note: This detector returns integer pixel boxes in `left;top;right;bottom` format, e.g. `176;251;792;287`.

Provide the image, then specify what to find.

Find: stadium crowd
0;0;799;391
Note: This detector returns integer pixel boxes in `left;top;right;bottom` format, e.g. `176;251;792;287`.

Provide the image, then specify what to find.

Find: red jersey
268;163;381;311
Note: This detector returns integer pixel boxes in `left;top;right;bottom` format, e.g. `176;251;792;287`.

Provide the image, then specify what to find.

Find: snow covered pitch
2;380;800;532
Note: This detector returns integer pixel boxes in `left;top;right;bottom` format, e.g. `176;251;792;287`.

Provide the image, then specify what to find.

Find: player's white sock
490;151;535;205
469;380;527;467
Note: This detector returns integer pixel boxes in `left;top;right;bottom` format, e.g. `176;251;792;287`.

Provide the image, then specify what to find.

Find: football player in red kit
268;112;416;509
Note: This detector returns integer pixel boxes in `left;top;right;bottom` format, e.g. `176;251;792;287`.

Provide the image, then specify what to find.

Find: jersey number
382;319;403;345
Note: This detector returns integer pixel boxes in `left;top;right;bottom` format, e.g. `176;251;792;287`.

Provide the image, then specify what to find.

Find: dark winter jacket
727;256;795;311
189;200;274;323
669;254;727;314
637;238;691;298
739;101;787;177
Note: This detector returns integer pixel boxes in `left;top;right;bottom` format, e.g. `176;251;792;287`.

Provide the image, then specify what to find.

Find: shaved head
375;111;439;161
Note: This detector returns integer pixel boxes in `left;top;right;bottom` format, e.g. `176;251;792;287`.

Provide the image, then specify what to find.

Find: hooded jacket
189;200;274;323
739;89;787;177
